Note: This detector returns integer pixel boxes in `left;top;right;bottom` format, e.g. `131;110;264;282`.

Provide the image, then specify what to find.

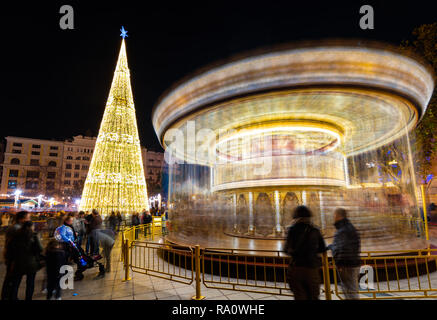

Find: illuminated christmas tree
79;27;149;215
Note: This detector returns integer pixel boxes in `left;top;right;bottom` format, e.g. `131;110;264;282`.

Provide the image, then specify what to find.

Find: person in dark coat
89;209;103;255
47;215;56;238
108;211;117;233
283;206;326;300
84;212;93;254
45;239;66;300
116;212;122;231
327;208;361;300
1;211;31;300
131;212;140;239
5;221;43;300
142;210;152;237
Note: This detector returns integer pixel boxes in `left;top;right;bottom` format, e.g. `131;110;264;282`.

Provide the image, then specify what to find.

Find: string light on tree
79;27;149;215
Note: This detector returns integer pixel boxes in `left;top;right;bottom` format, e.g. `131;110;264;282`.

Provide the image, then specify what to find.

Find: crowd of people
0;204;360;301
0;208;130;300
0;206;163;301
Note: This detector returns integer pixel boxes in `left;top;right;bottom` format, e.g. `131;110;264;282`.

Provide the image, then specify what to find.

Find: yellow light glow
79;39;149;215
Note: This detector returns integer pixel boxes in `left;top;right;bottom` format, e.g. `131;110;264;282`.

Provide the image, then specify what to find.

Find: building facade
0;140;5;187
141;148;165;187
0;136;165;203
0;137;64;197
61;135;97;199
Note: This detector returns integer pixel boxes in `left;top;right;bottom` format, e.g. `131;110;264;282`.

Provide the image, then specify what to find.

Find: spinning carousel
152;40;434;252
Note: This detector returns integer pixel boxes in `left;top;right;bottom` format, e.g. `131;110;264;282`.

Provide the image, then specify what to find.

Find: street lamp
49;197;54;208
14;189;22;208
37;194;43;208
157;194;161;210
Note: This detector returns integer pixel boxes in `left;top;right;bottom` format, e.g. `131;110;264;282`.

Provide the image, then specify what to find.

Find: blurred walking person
116;212;122;232
327;208;361;300
131;212;140;240
89;209;103;256
108;211;117;233
84;212;93;255
45;239;66;300
4;221;43;300
97;229;115;273
47;215;56;238
284;206;326;300
142;210;153;237
1;211;31;300
72;211;86;248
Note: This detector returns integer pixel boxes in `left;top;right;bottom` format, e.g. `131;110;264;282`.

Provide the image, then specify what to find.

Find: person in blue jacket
54;215;87;271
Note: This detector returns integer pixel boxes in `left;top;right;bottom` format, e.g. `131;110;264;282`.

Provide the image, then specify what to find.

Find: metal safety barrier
331;248;437;300
121;223;437;300
130;241;194;285
201;247;293;296
119;220;168;263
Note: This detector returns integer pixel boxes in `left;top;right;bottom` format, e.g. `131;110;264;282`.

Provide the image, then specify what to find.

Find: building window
12;142;22;147
82;156;90;161
26;171;40;179
81;165;88;170
32;144;41;149
49;153;58;157
46;181;55;190
65;172;71;178
74;172;79;178
30;159;39;166
9;170;19;177
50;146;58;150
10;158;20;165
25;181;38;189
74;164;80;170
66;156;73;160
64;180;71;185
66;163;72;169
47;172;56;179
75;156;81;160
31;151;40;156
48;161;57;167
7;180;17;189
12;149;21;154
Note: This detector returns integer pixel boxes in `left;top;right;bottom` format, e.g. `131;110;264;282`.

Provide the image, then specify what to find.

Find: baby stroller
70;243;106;281
54;225;106;281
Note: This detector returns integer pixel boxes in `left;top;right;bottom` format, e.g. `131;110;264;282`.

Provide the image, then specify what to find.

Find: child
45;239;66;300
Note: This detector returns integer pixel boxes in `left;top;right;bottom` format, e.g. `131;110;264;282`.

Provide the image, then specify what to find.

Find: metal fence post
421;184;430;243
120;231;125;262
123;239;131;281
322;251;332;300
191;245;205;300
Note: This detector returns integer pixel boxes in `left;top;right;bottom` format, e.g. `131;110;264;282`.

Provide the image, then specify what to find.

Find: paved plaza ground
2;227;437;300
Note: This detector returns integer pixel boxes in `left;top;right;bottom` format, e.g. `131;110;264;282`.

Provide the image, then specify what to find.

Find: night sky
0;1;435;152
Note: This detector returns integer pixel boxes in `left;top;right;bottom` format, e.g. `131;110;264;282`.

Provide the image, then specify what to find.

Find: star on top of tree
120;26;128;39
